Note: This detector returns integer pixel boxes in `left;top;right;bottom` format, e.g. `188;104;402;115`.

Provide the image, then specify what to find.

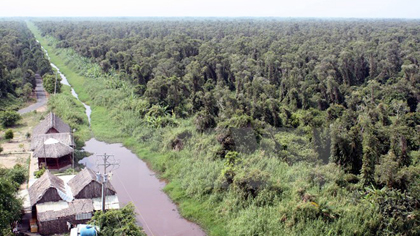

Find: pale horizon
1;0;419;19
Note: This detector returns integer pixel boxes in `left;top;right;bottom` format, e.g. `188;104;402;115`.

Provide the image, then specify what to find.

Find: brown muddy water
80;138;206;236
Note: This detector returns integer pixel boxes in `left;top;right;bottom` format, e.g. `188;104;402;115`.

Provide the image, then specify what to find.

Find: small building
28;170;72;207
33;112;71;136
68;167;116;199
31;112;74;170
36;199;93;235
27;169;119;235
31;132;74;151
33;138;74;170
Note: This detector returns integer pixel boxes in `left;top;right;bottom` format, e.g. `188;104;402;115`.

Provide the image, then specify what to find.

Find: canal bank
30;21;206;236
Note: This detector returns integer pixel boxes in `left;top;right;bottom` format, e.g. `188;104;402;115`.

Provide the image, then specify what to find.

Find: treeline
34;19;420;235
0;21;52;110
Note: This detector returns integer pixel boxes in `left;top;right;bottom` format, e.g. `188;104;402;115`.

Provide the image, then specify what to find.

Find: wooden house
36;199;93;235
28;170;70;207
31;112;74;170
31;132;74;151
68;167;116;199
32;112;71;136
27;169;119;235
33;138;74;170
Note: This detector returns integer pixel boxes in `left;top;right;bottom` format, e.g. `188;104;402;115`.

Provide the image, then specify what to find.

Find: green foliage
362;186;419;235
34;167;46;178
90;203;146;236
4;129;13;140
7;164;27;185
220;151;240;185
0;111;21;128
194;110;216;132
43;73;61;94
0;166;24;234
0;21;51;110
48;85;90;143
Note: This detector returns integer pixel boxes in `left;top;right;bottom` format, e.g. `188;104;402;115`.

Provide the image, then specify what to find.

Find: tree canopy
0;21;52;110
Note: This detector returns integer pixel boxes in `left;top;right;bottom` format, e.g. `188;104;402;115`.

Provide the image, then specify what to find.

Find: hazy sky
1;0;419;18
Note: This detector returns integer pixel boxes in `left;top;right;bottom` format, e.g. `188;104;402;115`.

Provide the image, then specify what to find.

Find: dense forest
33;19;419;235
0;21;52;110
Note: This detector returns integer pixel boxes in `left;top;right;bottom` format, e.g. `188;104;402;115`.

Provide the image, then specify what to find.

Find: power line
114;173;155;236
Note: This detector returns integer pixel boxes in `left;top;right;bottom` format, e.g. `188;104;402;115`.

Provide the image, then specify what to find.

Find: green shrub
35;167;46;178
8;164;27;185
89;203;146;236
0;111;21;128
43;73;61;94
5;129;13;140
194;110;216;132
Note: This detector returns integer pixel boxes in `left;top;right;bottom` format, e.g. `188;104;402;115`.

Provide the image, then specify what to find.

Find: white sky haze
0;0;419;18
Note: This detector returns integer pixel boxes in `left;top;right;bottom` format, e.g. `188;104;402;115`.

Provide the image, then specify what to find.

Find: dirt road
18;74;47;114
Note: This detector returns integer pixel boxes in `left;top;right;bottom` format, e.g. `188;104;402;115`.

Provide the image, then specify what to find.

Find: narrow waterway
38;41;92;124
37;40;205;236
80;139;206;236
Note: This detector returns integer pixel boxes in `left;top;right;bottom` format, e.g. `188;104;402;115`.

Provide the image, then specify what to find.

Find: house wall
38;215;90;235
38;155;72;170
75;181;115;199
38;188;62;205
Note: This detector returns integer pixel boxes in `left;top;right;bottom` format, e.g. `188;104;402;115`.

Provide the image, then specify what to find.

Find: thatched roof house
33;139;74;158
28;169;119;235
36;199;94;235
34;138;74;170
33;112;71;136
28;170;73;207
31;132;74;151
31;112;74;170
68;168;116;199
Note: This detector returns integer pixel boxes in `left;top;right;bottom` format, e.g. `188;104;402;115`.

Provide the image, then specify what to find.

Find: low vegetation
90;203;146;236
0;164;27;235
4;129;13;140
47;85;91;144
29;19;420;235
0;111;21;128
43;73;62;94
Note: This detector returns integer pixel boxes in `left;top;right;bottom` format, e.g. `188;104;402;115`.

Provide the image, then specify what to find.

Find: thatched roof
68;168;116;198
33;112;71;136
33;139;74;158
29;170;66;206
31;133;74;151
37;199;94;222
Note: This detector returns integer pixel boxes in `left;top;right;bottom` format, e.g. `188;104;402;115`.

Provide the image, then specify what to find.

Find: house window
75;212;92;220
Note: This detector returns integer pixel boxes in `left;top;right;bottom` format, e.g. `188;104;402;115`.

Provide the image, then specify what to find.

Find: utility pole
72;129;76;175
96;153;119;212
54;71;57;94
